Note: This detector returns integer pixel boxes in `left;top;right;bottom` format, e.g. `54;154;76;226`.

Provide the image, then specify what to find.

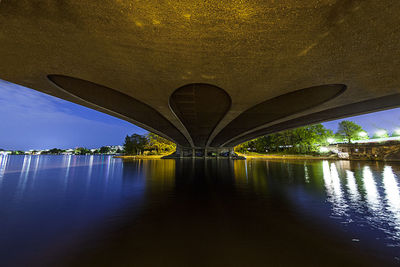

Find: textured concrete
1;1;400;148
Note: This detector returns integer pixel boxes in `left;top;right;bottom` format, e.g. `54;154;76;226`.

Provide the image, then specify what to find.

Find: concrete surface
1;1;400;148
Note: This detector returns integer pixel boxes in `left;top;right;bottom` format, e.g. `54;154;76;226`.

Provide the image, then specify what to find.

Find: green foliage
234;141;252;153
235;124;333;154
41;148;64;155
336;120;366;143
99;146;111;154
372;130;389;139
123;133;175;155
145;133;176;154
74;147;90;155
391;130;400;137
11;151;25;155
124;134;147;155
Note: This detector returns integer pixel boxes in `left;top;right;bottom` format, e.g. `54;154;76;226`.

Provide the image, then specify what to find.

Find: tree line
122;120;395;156
123;132;175;155
235;120;373;154
235;123;333;154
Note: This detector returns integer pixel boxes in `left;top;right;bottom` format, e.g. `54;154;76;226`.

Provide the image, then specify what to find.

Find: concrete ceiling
1;0;400;148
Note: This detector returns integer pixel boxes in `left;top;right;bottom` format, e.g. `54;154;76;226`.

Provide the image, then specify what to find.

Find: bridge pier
170;147;239;159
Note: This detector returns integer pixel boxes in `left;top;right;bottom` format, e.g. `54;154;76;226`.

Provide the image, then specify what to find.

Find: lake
0;155;399;266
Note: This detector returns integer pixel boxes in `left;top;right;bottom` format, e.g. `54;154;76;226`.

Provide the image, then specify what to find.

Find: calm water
0;155;400;266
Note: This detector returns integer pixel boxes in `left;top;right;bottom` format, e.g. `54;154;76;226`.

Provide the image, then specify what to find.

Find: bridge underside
1;1;400;148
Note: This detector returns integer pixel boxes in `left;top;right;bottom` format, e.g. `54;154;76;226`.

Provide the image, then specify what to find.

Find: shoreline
114;153;333;160
238;153;400;162
237;153;335;160
114;153;400;162
114;155;166;159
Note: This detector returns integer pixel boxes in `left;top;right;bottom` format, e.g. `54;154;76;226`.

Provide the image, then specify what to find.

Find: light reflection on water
363;166;382;214
235;159;400;261
346;170;361;206
322;161;348;217
318;161;400;250
0;155;148;266
0;154;9;184
1;156;400;265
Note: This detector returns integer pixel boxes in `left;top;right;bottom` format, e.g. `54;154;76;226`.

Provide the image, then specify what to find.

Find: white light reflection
16;155;32;199
0;154;9;188
87;155;94;178
245;160;248;182
304;163;309;183
346;170;361;205
382;166;400;239
65;154;72;177
31;155;41;185
86;155;95;189
322;161;348;216
362;166;382;213
0;154;8;178
63;155;72;191
109;157;116;181
105;156;111;181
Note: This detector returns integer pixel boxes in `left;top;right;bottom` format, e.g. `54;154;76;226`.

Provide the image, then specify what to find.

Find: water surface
0;155;399;266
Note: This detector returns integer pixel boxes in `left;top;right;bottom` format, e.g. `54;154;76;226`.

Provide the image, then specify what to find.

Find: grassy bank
114;152;336;160
236;152;336;160
114;154;171;159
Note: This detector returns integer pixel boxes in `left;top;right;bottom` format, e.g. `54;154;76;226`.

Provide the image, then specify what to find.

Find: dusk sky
1;79;400;150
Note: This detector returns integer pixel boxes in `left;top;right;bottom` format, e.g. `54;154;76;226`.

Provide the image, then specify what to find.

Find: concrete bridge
1;1;400;156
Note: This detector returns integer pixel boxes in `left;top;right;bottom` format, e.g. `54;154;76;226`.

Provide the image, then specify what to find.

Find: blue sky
1;79;400;150
0;80;146;150
322;110;400;135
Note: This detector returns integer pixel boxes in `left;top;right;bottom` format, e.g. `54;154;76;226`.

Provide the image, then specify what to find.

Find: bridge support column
229;147;234;159
179;146;183;159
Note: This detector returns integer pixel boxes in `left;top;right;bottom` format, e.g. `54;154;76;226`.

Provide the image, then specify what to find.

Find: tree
75;147;90;155
372;129;389;139
145;133;175;154
391;129;400;137
11;150;25;155
336;120;365;143
123;134;148;155
99;146;111;154
235;123;333;154
234;141;252;153
41;148;64;155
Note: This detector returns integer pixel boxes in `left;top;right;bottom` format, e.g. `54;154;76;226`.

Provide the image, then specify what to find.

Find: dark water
1;155;400;266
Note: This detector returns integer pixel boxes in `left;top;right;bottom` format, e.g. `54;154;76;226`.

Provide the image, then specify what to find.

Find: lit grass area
114;152;174;159
236;152;334;160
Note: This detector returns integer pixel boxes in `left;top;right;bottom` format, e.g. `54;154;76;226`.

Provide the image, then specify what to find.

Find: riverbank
115;153;331;160
238;152;400;162
114;154;167;159
236;152;336;160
